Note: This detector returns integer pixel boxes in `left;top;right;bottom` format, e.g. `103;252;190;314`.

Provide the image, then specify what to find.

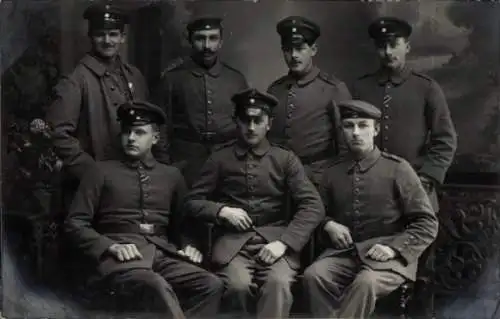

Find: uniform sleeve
64;165;116;260
318;171;335;231
279;152;325;253
45;75;96;180
183;156;226;222
419;80;458;184
151;73;174;165
239;72;250;90
389;160;439;265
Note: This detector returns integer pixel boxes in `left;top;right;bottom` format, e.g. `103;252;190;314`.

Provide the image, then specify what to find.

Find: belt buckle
139;223;155;235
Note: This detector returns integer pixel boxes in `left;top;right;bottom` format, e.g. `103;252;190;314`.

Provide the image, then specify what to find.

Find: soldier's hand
324;221;353;249
218;206;253;231
177;244;203;264
366;244;397;261
108;243;143;262
256;241;287;265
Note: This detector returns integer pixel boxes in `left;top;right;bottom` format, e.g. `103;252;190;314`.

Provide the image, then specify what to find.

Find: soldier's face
121;124;159;159
190;29;223;65
282;43;317;75
376;37;410;70
342;118;380;155
90;29;126;59
236;108;271;146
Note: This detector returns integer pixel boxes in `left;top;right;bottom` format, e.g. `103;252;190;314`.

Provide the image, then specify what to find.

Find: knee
302;262;327;285
201;272;225;294
133;270;173;293
350;270;380;293
264;271;294;291
224;274;252;295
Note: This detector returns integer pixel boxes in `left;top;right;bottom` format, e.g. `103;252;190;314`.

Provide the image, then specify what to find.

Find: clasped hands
219;206;287;264
324;221;397;262
108;243;203;264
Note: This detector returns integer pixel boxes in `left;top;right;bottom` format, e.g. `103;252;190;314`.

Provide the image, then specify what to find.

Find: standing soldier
351;17;457;212
267;16;352;186
351;17;457;316
154;17;249;186
184;88;325;318
46;3;168;210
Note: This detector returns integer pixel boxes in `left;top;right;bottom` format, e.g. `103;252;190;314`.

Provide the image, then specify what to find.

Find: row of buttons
381;83;392;152
137;165;151;217
205;77;215;126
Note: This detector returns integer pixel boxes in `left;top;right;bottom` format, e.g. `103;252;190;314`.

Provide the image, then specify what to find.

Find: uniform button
384;137;389;141
288;103;294;108
383;147;388;152
104;71;110;76
207;89;212;94
287;113;292;119
207;100;212;105
384;104;389;108
208;119;213;124
354;199;360;204
355;177;360;182
384;125;389;130
354;210;360;214
354;189;360;194
383;115;389;120
110;86;115;91
207;110;213;115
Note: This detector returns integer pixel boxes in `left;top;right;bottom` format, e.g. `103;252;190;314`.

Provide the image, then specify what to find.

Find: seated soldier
302;100;439;319
184;88;325;318
64;100;223;319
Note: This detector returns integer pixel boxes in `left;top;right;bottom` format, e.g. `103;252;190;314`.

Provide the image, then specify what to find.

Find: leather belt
173;128;237;145
98;223;168;236
299;148;334;165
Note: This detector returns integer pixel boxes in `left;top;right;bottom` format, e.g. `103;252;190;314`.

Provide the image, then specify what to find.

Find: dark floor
2;242;500;319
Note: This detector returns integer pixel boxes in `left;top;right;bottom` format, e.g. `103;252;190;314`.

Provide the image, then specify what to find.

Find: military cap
338;100;382;120
231;88;279;117
187;17;223;33
83;3;129;31
277;16;320;46
117;100;167;126
368;17;412;41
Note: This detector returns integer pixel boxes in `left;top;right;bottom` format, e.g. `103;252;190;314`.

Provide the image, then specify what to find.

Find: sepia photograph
1;0;499;318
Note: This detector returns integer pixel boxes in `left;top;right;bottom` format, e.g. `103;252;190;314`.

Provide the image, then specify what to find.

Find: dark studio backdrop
1;0;500;318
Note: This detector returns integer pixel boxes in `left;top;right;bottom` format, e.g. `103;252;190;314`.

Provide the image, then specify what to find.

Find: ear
267;117;273;131
405;39;411;54
311;43;318;57
374;121;381;137
120;33;126;44
152;128;160;145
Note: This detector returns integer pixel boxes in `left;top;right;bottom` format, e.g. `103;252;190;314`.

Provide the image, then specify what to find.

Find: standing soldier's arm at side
151;70;175;165
420;80;457;185
329;82;352;157
46;75;95;180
